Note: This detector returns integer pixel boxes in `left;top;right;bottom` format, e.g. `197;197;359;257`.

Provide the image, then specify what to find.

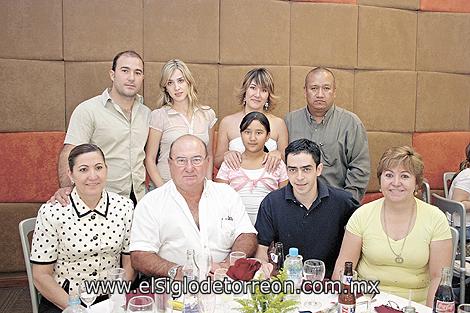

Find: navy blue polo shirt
255;180;360;278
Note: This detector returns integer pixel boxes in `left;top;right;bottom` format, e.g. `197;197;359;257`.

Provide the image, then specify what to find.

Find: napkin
227;258;262;281
374;305;405;313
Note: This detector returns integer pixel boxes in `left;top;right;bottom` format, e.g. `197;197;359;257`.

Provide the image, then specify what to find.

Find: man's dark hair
111;50;143;71
285;139;321;167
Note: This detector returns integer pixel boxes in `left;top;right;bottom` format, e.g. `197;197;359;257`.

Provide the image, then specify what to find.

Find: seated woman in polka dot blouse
30;144;135;312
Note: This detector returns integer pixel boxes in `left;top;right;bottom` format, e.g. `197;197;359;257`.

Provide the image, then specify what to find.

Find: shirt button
91;271;97;276
93;253;98;257
91;215;96;220
93;235;98;240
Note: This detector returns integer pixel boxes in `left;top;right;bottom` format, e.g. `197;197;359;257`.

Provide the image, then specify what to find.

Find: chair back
432;193;466;304
450;226;459;268
443;171;456;198
19;217;40;313
420;179;431;203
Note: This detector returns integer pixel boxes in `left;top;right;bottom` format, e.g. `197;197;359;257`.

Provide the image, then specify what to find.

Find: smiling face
68;151;107;200
286;152;323;200
304;69;336;118
169;136;209;192
380;164;417;203
109;55;144;99
165;69;189;104
244;80;269;111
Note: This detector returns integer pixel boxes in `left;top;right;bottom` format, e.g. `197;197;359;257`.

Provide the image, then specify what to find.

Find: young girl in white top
215;112;288;224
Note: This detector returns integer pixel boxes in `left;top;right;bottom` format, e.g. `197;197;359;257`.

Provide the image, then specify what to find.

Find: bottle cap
288;247;298;256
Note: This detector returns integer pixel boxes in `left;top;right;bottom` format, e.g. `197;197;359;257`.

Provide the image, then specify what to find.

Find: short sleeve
121;199;134;254
453;170;470;194
129;196;162;253
64;104;94;145
255;197;276;246
30;204;59;264
227;187;257;238
207;108;217;129
149;108;167;132
216;162;231;181
431;207;452;242
345;206;366;238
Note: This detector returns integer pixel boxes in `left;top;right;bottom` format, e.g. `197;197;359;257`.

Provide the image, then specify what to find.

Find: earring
243;99;247;106
71;180;75;185
264;102;269;110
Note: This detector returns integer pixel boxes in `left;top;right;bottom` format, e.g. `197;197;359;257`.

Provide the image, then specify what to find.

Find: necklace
382;201;415;264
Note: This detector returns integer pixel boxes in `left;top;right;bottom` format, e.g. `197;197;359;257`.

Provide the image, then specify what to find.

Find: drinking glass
229;251;246;266
360;275;379;313
197;248;213;280
127;295;154;312
79;281;97;311
458;304;470;313
108;268;126;312
198;293;216;313
214;268;231;311
302;259;325;309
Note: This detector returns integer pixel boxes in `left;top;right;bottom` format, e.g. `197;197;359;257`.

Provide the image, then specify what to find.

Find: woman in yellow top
333;146;452;306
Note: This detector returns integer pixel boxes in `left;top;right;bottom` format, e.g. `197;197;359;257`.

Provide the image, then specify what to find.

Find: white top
228;137;277;153
30;189;134;294
449;168;470;226
129;180;256;265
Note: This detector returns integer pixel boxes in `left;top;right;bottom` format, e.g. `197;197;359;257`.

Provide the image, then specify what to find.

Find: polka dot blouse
30;188;134;294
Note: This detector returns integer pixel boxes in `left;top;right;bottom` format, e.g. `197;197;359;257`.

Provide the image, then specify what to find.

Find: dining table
89;288;431;313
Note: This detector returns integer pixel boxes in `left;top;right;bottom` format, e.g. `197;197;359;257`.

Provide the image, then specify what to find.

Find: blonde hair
157;59;199;109
237;68;278;112
377;146;424;187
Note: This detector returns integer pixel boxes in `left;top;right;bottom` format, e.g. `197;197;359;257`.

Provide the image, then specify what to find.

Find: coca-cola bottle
268;242;284;275
338;261;356;313
433;267;455;313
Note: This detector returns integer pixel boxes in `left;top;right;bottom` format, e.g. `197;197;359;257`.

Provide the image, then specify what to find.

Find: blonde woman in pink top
215;112;288;224
145;59;216;188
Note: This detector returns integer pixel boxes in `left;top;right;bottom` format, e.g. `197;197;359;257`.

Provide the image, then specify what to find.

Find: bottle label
342;275;353;285
339;304;355;313
270;253;279;263
435;300;455;313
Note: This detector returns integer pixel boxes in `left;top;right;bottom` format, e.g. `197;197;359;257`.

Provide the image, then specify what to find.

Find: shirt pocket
218;218;236;249
320;143;339;166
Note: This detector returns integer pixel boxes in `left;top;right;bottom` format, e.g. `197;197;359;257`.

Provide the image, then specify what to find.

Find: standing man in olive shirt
52;50;150;205
285;67;370;201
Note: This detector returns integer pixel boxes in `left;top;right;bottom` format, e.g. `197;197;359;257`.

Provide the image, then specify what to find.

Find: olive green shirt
285;105;370;201
64;89;151;201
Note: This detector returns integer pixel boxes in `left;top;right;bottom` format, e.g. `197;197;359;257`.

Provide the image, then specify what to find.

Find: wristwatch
168;265;181;280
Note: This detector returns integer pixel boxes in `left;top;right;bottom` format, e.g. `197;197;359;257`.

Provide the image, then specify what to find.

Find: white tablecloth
90;290;431;313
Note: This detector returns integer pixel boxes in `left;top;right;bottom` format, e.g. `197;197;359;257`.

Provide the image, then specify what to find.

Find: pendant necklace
382;201;415;264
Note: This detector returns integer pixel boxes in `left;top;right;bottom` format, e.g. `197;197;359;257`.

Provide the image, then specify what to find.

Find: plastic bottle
284;247;303;289
62;292;87;313
182;249;199;313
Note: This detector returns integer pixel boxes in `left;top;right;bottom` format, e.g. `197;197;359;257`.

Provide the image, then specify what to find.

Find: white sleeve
129;197;161;253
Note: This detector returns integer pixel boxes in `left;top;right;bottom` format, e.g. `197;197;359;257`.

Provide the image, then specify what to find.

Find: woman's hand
224;151;242;170
263;150;282;173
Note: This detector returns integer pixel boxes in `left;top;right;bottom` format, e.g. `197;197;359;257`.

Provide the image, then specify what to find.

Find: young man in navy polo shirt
255;139;360;278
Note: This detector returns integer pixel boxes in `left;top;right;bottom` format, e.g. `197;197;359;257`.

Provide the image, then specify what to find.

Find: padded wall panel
0;0;63;60
354;71;416;132
144;0;219;63
289;67;354;113
421;0;470;13
291;0;356;3
413;132;470;189
0;132;65;203
218;66;289;120
417;12;470;74
144;62;219;114
358;0;419;10
416;72;470;132
0;203;41;273
65;62;112;125
0;60;65;132
220;0;289;65
358;6;416;70
367;132;413;192
63;0;143;61
291;3;357;68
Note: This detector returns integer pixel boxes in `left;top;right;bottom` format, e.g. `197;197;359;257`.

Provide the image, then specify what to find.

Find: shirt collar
70;188;109;218
304;105;335;125
101;88;143;108
165;105;200;115
284;180;330;209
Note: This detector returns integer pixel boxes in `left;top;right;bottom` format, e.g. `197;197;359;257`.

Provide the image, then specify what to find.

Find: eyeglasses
169;155;206;167
385;300;405;312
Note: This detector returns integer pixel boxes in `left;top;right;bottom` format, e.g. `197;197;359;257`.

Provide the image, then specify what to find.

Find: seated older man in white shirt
130;134;257;280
